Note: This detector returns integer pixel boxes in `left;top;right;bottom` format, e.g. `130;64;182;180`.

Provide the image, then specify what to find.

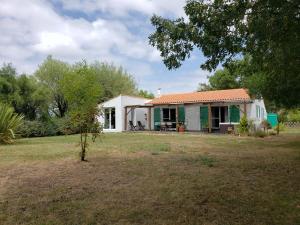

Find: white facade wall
98;96;122;132
121;96;150;130
185;105;200;131
99;95;150;132
248;99;267;127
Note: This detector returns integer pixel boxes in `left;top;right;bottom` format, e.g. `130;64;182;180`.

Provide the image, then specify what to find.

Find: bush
237;115;249;135
18;117;79;138
287;109;300;122
18;120;56;137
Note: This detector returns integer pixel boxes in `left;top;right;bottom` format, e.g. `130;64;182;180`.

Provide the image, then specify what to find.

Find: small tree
238;115;249;135
61;61;102;161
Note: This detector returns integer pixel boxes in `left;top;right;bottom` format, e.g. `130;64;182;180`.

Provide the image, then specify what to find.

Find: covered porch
124;101;249;133
124;105;153;131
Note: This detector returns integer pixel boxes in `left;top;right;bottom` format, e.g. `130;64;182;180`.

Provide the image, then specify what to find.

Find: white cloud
0;0;166;74
0;0;209;95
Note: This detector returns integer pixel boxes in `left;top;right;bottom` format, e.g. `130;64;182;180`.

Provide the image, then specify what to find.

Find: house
99;88;267;133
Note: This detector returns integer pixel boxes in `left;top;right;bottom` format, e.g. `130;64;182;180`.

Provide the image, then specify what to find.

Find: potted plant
202;121;209;133
177;122;185;132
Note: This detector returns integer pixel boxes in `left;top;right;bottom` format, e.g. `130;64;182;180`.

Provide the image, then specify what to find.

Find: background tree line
0;56;154;137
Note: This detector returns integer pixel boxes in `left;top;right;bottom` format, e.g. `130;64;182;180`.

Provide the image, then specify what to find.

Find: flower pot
178;126;185;133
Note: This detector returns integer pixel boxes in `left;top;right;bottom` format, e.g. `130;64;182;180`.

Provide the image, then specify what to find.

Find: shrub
287;109;300;122
18;120;54;137
18;117;79;138
237;115;248;135
0;103;24;144
52;117;79;135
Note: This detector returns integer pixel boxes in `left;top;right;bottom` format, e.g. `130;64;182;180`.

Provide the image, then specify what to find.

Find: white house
98;95;151;132
99;89;267;133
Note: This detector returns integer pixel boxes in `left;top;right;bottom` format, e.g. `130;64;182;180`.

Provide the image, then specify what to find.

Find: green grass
0;131;299;225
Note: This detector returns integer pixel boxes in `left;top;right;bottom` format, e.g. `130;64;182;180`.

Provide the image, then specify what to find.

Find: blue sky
0;0;211;94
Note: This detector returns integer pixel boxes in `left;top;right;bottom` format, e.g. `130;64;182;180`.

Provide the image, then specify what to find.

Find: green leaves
61;61;103;160
0;103;23;144
149;0;300;107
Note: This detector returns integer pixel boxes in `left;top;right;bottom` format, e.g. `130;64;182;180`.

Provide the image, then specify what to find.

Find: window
256;105;260;118
104;107;116;129
162;108;176;122
261;108;264;120
104;108;110;129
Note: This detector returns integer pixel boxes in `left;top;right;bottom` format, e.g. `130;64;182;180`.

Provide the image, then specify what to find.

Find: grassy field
0;130;300;225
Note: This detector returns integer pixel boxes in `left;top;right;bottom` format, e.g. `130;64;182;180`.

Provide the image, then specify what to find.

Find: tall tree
0;63;19;106
35;56;69;117
90;62;137;102
61;61;102;161
149;0;300;108
138;90;155;99
14;75;49;120
0;64;49;120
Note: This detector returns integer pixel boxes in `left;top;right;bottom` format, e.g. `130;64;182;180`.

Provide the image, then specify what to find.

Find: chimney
157;88;161;98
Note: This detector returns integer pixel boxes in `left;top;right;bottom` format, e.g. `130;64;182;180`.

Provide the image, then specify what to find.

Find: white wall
99;95;150;132
248;99;267;127
121;96;150;131
185;105;200;131
98;95;123;132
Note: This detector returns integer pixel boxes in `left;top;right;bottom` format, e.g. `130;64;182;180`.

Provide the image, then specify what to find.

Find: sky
0;0;212;94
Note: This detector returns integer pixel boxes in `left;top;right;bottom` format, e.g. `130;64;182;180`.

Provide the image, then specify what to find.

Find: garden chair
137;121;145;130
129;121;136;131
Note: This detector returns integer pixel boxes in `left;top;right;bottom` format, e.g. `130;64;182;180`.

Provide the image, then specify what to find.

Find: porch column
148;107;151;131
208;103;212;133
124;106;127;131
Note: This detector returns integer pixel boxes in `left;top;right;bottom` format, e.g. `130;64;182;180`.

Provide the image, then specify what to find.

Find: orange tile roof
148;88;251;105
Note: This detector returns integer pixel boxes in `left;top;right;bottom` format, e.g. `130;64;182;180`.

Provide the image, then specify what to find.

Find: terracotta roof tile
148;88;251;105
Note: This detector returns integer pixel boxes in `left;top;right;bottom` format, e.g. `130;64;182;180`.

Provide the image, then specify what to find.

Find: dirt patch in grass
0;133;299;225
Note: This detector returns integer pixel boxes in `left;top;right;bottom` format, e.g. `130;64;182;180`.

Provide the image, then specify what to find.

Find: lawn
0;130;299;225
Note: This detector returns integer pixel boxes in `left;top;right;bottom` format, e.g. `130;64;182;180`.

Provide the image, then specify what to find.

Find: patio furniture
154;122;161;131
137;121;145;130
129;121;136;131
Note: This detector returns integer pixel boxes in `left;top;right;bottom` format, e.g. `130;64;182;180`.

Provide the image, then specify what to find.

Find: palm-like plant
0;103;24;144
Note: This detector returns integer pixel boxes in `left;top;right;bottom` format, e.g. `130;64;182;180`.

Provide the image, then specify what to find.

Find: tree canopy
149;0;300;108
35;56;70;118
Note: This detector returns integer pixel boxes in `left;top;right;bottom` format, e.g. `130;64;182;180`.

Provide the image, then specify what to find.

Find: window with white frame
104;107;116;129
256;105;260;118
162;108;176;122
261;107;264;120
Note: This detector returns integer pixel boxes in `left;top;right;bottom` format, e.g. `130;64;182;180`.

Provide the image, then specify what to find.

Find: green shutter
200;106;208;129
230;105;240;122
154;107;161;130
178;106;185;123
